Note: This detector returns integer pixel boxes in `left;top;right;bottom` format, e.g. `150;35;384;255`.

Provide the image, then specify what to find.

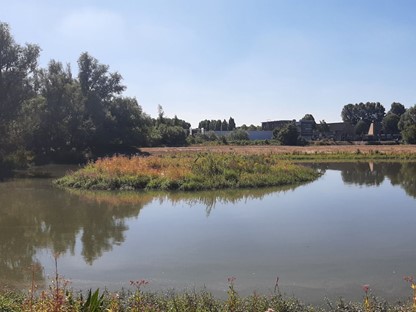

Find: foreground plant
3;266;416;311
362;284;371;312
404;276;416;311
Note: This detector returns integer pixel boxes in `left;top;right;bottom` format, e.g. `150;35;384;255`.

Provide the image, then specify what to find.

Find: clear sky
1;0;416;127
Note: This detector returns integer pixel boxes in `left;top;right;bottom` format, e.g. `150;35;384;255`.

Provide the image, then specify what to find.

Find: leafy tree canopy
382;112;400;134
389;102;406;117
341;102;385;125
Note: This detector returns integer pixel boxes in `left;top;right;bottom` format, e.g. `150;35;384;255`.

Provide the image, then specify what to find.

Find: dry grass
140;144;416;156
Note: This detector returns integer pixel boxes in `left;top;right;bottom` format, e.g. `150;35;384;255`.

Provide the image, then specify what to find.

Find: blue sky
2;0;416;127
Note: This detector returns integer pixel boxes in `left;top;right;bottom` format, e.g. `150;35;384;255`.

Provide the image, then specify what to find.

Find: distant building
261;119;315;140
325;122;355;140
297;119;314;140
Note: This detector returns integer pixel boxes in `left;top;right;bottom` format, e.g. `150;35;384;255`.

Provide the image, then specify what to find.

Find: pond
1;162;416;304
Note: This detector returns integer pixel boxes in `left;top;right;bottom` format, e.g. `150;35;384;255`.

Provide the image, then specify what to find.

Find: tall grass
54;153;320;191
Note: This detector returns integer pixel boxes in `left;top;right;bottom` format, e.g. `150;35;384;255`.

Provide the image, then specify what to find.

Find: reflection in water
0;176;300;289
0;178;148;288
1;162;416;300
71;183;301;217
310;162;416;198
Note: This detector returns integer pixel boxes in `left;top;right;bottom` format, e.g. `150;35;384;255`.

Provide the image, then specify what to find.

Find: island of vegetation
54;153;320;191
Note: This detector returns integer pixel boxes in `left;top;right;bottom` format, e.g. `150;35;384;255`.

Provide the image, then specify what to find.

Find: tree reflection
393;163;416;198
314;162;416;198
0;179;149;287
164;185;299;216
341;162;385;186
1;162;415;289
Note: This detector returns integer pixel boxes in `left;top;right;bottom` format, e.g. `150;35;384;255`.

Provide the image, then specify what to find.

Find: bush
273;123;299;146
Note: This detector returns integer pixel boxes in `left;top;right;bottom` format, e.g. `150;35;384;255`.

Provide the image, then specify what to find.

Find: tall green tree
221;119;228;131
228;117;236;130
389;102;406;116
341;102;385;125
0;22;40;168
77;52;126;149
382;112;400;135
24;61;86;161
380;103;406;136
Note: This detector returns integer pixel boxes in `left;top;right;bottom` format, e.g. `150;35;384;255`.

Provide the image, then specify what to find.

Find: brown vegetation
140;144;416;156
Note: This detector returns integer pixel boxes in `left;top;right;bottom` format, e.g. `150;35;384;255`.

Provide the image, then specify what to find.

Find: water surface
1;162;416;304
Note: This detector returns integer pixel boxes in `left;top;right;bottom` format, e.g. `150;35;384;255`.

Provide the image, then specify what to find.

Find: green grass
0;283;414;312
54;153;321;191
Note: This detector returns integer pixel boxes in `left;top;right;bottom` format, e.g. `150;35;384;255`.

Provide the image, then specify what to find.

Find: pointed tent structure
368;122;375;136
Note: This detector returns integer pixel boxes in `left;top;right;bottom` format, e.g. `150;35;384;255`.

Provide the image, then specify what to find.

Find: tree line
0;22;191;172
341;101;416;142
3;21;416;172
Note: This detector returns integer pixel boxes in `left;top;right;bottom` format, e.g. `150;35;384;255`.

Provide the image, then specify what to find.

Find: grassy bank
1;280;414;312
54;153;320;191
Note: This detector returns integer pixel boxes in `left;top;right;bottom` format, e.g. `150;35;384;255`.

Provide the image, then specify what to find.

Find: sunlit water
1;162;416;304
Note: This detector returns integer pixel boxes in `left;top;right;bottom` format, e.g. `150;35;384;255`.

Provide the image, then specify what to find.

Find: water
0;162;416;304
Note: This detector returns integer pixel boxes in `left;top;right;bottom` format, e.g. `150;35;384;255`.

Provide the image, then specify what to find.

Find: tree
389;102;406;117
382;112;400;135
221;119;228;131
198;119;210;130
150;124;187;146
399;105;416;143
214;119;221;131
228;117;236;131
77;52;126;149
240;124;248;130
105;97;152;147
341;102;385;125
157;104;165;125
273;122;299;145
355;120;369;135
302;114;315;122
25;60;86;161
341;104;359;124
401;125;416;144
209;120;217;131
0;22;40;124
0;22;40;169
